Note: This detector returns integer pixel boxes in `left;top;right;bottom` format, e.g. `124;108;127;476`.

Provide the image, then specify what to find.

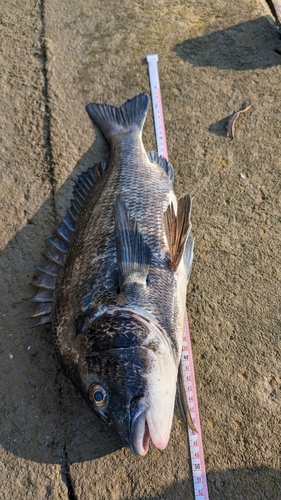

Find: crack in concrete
39;2;76;498
39;0;57;225
265;0;281;26
62;446;78;500
57;376;77;500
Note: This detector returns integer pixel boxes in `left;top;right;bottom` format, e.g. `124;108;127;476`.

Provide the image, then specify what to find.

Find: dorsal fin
114;197;150;290
147;151;174;181
28;161;108;327
164;193;192;271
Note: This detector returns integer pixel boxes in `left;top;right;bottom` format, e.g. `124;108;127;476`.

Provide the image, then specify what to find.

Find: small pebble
9;353;13;359
239;173;246;179
27;346;31;351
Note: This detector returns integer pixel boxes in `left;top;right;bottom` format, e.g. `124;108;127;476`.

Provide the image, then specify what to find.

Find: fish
29;93;195;456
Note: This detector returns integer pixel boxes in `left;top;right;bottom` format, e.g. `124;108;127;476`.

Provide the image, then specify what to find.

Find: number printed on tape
146;54;209;500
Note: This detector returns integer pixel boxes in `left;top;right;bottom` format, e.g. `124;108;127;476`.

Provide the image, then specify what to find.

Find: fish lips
130;398;170;456
130;398;150;456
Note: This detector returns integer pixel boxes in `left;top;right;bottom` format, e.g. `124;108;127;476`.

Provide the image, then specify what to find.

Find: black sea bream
30;93;194;456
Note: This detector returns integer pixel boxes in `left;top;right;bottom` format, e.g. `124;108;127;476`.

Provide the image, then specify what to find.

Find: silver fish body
30;94;194;456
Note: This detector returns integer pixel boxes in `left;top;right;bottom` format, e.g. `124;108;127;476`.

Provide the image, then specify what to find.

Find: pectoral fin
164;193;192;271
115;197;151;290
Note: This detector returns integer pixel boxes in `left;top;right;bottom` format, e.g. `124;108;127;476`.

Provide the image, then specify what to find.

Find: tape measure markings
183;312;209;499
146;53;209;500
146;54;168;160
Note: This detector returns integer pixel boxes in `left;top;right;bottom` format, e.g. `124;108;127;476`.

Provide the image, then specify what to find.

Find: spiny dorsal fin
114;197;150;290
147;151;174;181
164;193;192;271
28;161;108;327
86;93;150;141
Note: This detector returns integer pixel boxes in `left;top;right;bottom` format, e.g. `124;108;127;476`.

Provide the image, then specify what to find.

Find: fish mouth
130;399;169;456
130;399;150;456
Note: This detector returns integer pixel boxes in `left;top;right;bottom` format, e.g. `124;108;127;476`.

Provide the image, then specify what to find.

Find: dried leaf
226;105;251;140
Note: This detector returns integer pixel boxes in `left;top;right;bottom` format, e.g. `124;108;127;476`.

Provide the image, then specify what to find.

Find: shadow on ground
174;17;281;70
0;135;124;465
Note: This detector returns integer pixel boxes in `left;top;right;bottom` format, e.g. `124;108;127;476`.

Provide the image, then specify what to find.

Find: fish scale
56;137;176;336
117;143;178;332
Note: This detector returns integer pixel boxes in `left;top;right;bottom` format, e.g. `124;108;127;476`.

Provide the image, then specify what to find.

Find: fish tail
85;93;150;141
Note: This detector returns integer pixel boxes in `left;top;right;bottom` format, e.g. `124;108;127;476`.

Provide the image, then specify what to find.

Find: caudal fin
86;93;150;141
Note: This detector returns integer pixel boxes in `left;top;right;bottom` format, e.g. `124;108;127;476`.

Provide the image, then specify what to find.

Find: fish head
85;311;178;456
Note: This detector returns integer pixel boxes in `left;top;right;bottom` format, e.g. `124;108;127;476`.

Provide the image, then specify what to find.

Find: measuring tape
182;312;209;499
146;54;168;160
147;54;209;500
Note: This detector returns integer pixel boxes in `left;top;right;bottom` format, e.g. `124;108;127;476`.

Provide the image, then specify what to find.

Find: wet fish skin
31;93;194;456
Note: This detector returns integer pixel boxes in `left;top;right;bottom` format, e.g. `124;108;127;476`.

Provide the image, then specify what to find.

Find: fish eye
88;384;107;407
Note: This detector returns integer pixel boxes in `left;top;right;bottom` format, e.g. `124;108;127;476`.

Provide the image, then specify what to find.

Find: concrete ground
0;0;280;499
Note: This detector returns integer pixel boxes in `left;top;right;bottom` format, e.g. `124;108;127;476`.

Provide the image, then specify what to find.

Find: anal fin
164;193;192;271
115;197;150;290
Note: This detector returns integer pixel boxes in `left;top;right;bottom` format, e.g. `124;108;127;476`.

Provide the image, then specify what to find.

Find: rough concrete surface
0;0;280;499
